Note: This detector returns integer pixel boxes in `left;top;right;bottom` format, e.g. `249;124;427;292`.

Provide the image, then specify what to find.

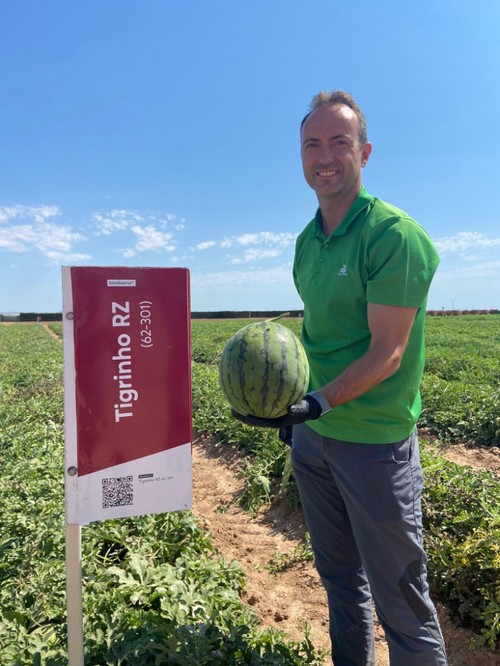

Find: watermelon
219;320;310;418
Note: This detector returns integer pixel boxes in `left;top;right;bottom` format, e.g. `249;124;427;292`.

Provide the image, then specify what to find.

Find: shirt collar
313;186;374;239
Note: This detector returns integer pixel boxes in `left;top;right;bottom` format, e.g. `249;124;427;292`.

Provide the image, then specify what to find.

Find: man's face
300;104;372;204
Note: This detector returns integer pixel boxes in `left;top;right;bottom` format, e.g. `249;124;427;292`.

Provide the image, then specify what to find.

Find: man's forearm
318;343;403;408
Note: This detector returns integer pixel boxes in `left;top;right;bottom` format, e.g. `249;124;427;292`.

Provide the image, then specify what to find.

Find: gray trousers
291;423;448;666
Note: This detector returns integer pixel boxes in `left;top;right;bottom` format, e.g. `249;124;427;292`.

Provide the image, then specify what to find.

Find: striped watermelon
219;320;310;418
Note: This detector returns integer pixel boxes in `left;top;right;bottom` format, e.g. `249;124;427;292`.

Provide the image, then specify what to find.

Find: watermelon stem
265;312;290;322
280;449;293;493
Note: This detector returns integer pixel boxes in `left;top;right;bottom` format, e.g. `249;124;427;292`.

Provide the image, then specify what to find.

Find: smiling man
233;90;447;665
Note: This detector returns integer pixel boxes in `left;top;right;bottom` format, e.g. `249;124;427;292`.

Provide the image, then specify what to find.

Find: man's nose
318;143;337;162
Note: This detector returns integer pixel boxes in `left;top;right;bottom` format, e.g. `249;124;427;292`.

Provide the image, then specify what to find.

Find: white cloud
229;248;282;264
93;209;184;236
193;230;297;265
195;240;217;250
192;265;293;288
189;264;300;312
93;209;144;235
92;208;185;257
153;213;186;230
437;259;500;280
37;223;86;254
45;251;92;263
123;225;176;257
0;205;87;263
434;231;500;254
0;204;61;224
221;231;297;248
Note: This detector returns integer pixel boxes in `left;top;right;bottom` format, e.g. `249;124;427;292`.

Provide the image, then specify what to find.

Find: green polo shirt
293;187;439;443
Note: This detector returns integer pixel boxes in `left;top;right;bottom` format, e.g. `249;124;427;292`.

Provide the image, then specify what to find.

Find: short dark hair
300;90;368;146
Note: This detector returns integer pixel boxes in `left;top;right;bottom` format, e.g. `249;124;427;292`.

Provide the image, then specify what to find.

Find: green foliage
191;318;303;367
191;314;500;446
191;319;246;365
267;535;314;576
48;322;63;339
3;314;500;661
191;316;500;651
420;376;500;444
192;361;290;514
0;325;326;665
421;315;500;445
191;317;303;514
421;446;500;649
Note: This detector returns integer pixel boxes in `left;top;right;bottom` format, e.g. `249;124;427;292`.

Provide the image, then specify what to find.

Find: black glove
231;392;329;429
279;426;293;447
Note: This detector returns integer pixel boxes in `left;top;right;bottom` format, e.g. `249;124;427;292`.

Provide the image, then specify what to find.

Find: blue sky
1;0;499;313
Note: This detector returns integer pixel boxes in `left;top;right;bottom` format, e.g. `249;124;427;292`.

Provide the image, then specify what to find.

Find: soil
192;435;499;666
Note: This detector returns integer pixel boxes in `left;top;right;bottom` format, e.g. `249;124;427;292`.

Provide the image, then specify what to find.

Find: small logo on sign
107;279;136;287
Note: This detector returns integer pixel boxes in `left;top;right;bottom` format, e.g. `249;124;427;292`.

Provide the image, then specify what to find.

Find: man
234;90;448;665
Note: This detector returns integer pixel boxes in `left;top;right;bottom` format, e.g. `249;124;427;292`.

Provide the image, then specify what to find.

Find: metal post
66;523;84;665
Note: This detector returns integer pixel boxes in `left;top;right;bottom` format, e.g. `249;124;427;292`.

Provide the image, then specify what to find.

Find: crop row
49;312;500;448
10;316;500;654
0;325;325;665
192;360;500;650
191;315;500;446
421;315;500;445
191;316;500;651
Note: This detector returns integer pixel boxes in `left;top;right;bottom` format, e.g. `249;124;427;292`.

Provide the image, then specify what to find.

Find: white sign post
62;272;84;665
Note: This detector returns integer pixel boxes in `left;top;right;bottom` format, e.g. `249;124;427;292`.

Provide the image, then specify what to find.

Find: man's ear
361;141;372;167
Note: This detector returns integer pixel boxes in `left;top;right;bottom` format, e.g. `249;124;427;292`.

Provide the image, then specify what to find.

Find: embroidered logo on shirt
337;264;348;277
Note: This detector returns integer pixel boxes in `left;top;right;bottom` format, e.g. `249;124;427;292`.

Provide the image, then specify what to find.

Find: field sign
62;266;192;526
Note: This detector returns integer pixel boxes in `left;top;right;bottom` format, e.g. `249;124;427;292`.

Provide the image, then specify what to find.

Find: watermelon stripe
279;333;303;410
220;332;252;415
236;334;254;415
269;327;287;415
260;324;271;417
220;338;238;411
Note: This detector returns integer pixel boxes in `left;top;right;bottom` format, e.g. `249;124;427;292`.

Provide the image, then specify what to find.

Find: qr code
102;476;133;509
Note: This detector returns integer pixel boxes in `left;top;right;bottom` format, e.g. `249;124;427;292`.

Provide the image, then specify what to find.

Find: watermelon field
1;315;499;664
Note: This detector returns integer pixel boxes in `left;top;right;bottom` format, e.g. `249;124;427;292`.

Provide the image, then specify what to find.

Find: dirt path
192;436;499;666
42;322;62;341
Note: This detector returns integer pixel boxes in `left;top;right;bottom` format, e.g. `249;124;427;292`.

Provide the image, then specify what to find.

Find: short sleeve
365;218;440;307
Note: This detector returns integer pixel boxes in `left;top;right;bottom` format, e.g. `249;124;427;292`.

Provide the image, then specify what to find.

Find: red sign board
62;266;192;525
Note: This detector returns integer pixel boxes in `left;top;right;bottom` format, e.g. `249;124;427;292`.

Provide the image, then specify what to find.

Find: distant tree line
0;313;63;322
191;310;304;319
0;311;304;322
1;309;499;323
427;309;500;316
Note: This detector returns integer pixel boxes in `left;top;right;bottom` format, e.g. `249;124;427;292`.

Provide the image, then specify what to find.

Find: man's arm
231;302;419;429
319;302;418;408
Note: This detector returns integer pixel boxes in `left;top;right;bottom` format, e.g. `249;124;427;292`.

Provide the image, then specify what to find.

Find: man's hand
231;392;330;428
